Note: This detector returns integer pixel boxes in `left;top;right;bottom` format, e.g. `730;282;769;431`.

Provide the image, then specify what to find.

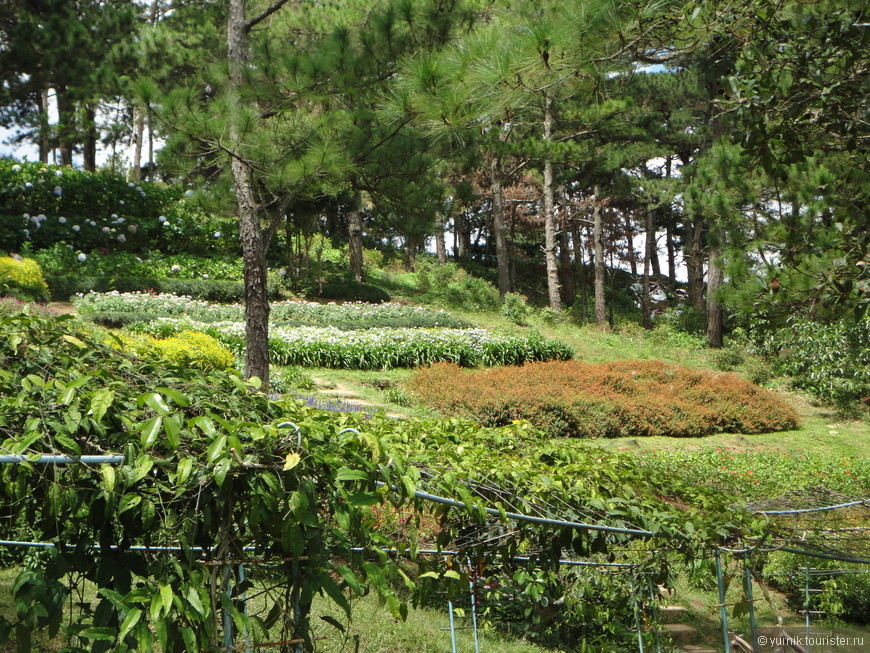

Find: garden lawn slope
407;360;799;438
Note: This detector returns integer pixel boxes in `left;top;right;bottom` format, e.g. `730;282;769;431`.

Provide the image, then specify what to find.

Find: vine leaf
88;388;114;422
283;452;301;470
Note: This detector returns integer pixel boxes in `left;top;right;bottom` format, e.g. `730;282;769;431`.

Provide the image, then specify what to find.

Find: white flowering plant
130;316;572;369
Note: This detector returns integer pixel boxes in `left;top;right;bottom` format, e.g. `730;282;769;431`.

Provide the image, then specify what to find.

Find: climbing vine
0;310;765;651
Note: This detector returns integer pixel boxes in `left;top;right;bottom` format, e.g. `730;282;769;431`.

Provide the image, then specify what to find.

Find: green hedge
47;276;276;303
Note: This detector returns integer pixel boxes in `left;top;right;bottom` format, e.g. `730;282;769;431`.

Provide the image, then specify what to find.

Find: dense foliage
0;309;423;651
407;360;799;438
0;256;49;302
0;309;772;651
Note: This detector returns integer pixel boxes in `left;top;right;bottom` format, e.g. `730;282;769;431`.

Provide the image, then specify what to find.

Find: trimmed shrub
406;360;799;438
311;277;391;303
0;256;49;302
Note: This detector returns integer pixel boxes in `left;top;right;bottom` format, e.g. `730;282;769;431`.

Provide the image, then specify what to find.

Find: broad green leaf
213;458;232;487
54;433;81;456
335;467;370;482
206;435;228;464
79;626;116;641
155;386;190;407
176;458;194;485
191;415;217;437
100;464;116;493
444;570;462;580
346;492;380;507
139;392;171;416
186;586;205;616
159;583;173;615
119;607;142;641
163;415;181;450
62;334;86;349
283;452;301;471
139;416;163;450
88;388;114;422
181;627;196;651
119;493;142;514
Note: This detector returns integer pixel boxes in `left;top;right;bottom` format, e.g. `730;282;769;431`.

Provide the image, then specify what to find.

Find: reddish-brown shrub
405;360;799;438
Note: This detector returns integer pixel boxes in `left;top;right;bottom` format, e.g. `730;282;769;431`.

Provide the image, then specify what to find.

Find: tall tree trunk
455;210;470;260
404;237;417;271
347;201;364;282
228;0;270;387
684;217;705;312
490;155;511;298
642;207;655;329
128;106;144;181
665;222;676;282
56;87;75;166
624;212;637;277
83;103;97;172
593;187;607;326
706;238;724;347
542;94;560;311
39;87;51;164
434;214;447;265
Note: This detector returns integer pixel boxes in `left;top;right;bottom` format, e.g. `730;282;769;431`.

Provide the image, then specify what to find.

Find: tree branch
245;0;293;32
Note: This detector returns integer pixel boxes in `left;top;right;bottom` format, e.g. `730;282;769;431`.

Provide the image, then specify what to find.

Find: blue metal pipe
0;455;124;464
376;482;657;537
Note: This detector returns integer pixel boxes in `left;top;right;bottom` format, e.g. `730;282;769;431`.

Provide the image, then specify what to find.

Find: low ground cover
406;360;799;438
131;317;573;369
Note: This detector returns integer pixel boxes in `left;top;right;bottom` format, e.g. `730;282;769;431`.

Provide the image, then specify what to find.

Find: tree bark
542;94;561;312
624;212;637;277
490;154;511;298
347;202;364;282
665;221;676;282
128;106;144;181
706;239;724;348
228;0;271;387
455;210;470;260
642;207;655;329
684;217;706;312
593;187;607;326
39;87;51;164
434;213;447;265
56;86;75;166
83;104;98;172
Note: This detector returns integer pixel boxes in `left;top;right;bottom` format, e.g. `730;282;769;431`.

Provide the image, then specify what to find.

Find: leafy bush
32;245;244;280
0;256;49;302
762;553;870;625
107;330;236;371
131;319;573;369
0;160;237;255
414;262;500;310
501;293;531;326
751;315;870;407
406;360;799;438
311;276;392;303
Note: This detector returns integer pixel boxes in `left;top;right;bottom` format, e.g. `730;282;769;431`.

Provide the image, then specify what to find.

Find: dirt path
310;376;407;419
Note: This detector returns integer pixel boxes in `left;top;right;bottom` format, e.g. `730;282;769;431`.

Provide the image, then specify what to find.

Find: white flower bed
131;317;573;369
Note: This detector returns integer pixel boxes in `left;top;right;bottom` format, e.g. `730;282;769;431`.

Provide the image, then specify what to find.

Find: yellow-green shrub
106;330;235;371
0;256;49;302
153;330;235;371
